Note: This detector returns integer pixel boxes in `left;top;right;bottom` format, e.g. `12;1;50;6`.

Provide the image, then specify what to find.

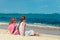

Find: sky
0;0;60;14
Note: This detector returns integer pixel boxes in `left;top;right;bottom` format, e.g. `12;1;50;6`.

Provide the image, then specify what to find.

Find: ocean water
0;13;60;27
0;13;60;35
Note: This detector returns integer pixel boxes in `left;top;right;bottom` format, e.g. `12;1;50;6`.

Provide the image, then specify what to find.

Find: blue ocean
0;13;60;27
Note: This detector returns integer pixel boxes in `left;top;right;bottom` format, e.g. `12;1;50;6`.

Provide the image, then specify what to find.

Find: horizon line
0;13;60;14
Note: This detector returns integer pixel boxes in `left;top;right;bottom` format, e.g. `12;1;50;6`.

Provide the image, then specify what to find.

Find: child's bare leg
34;32;40;36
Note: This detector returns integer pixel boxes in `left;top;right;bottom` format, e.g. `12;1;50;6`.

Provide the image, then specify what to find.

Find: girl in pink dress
8;18;20;35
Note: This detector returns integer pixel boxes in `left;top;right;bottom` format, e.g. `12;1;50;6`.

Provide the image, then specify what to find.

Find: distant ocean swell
0;13;60;27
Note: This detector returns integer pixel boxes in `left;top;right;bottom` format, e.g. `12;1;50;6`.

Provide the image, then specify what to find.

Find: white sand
0;29;60;40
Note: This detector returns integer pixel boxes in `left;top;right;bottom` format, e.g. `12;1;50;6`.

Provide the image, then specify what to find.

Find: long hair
9;18;16;25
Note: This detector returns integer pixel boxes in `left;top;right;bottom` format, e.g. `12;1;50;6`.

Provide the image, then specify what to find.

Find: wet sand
0;29;60;40
0;24;60;36
0;24;60;40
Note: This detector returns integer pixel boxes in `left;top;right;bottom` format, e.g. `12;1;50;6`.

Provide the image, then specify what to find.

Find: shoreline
0;23;60;31
0;23;60;36
0;29;60;40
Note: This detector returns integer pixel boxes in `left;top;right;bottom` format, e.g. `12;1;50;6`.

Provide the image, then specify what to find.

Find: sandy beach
0;23;60;40
0;23;60;35
0;29;60;40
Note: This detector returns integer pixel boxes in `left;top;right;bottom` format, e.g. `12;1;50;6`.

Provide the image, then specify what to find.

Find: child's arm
21;23;25;36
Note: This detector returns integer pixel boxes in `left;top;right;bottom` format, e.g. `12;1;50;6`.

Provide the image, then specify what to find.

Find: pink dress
8;23;20;35
14;30;20;35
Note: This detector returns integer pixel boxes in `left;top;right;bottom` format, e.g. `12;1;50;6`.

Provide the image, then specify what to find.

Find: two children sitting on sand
8;16;40;36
